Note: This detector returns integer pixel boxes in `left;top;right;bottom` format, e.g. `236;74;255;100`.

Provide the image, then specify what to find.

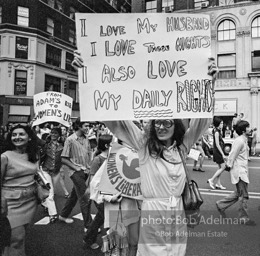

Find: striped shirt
61;133;91;176
42;141;63;174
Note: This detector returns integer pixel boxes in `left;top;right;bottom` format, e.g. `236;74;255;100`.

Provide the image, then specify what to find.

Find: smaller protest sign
99;142;142;200
188;148;201;161
32;91;73;127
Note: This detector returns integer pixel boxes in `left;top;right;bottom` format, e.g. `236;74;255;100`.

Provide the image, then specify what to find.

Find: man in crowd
216;120;256;226
58;118;93;232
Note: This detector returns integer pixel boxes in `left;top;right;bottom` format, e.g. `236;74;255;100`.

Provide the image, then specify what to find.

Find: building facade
132;0;260;134
0;0;131;126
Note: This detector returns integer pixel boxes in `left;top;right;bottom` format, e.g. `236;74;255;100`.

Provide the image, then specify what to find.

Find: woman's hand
110;192;122;203
208;57;218;78
71;50;84;70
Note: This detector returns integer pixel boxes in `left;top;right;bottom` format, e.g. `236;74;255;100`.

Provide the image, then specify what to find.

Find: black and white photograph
0;1;260;256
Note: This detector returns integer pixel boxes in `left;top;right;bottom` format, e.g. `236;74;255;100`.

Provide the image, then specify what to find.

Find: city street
25;157;260;256
1;1;260;256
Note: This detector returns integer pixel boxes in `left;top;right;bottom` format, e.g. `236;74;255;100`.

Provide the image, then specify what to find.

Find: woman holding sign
72;52;217;256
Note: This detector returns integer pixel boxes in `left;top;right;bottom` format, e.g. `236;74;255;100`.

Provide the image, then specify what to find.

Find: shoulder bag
34;166;50;204
101;202;129;256
178;148;204;228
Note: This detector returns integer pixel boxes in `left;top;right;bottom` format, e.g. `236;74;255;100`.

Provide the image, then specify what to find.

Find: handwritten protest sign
32;91;72;127
76;13;213;121
99;142;142;200
188;148;201;161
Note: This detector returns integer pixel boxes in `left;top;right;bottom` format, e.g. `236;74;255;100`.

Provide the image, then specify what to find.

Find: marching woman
207;116;227;190
1;124;39;256
72;52;217;256
41;127;63;223
84;134;113;250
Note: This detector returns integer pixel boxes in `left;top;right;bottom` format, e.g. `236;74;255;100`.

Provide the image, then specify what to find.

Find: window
217;54;236;79
146;0;157;13
69;6;77;20
217;19;236;41
47;18;54;36
219;0;234;6
217;70;236;79
65;80;77;101
69;28;76;45
110;0;117;9
54;21;62;38
65;52;75;72
45;75;61;92
47;0;55;8
162;0;174;12
0;6;2;23
194;0;209;9
17;6;29;27
55;0;63;12
14;70;27;96
252;16;260;38
15;37;28;59
46;44;62;68
120;5;126;13
252;51;260;71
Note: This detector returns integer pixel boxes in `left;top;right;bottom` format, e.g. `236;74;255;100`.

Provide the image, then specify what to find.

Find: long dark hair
5;124;39;163
213;116;223;128
146;119;186;158
94;134;113;157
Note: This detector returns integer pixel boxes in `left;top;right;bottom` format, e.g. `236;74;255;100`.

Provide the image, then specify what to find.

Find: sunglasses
154;120;174;129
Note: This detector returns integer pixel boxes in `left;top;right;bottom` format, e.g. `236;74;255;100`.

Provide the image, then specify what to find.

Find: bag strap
115;201;123;229
177;147;192;183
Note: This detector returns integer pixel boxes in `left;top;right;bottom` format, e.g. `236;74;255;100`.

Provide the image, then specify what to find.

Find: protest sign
99;142;142;200
32;91;72;127
188;148;201;161
75;13;213;121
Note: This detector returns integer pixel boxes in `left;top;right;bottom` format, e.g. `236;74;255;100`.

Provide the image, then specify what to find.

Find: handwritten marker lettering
177;79;213;113
80;19;87;37
102;64;136;83
166;17;210;31
133;90;173;109
175;36;210;51
137;18;156;34
90;42;97;57
94;90;121;110
105;40;136;57
82;66;87;83
100;25;126;36
143;42;170;53
147;60;187;79
75;13;213;120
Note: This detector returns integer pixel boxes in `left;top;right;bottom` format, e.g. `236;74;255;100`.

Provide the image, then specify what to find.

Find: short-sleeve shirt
61;133;91;176
42;141;63;174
